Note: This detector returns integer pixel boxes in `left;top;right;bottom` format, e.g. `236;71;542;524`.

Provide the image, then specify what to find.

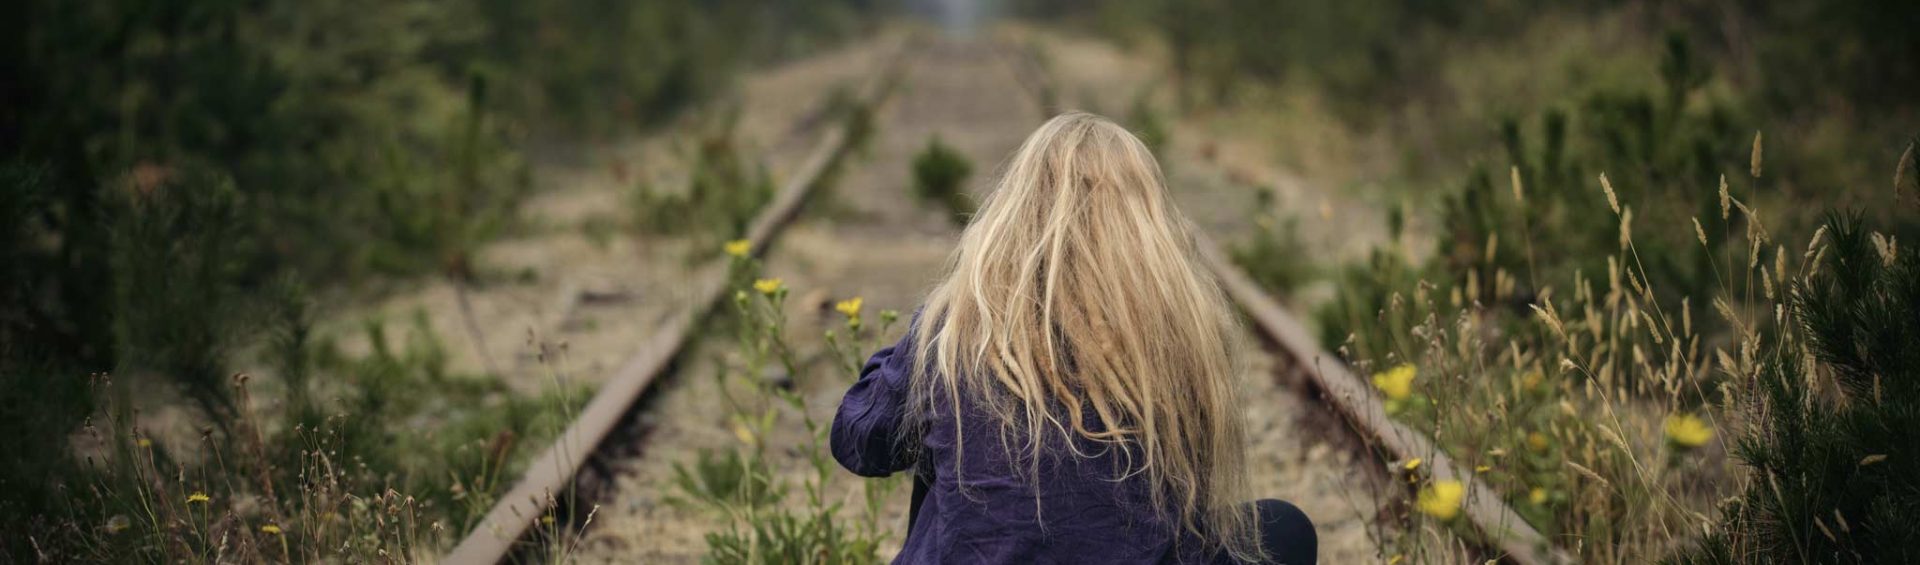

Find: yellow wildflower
724;239;752;258
1474;465;1491;473
1520;370;1543;391
1416;480;1465;520
260;524;282;535
186;492;210;504
136;438;151;448
1526;432;1550;452
1529;488;1548;505
753;278;783;296
1371;364;1416;401
1403;458;1422;471
732;422;757;448
1665;413;1715;448
541;515;555;525
835;297;864;319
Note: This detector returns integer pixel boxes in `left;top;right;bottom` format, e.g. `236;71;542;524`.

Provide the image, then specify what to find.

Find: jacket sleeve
831;323;921;478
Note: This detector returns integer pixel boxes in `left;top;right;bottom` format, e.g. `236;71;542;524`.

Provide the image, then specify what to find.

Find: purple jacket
831;323;1212;564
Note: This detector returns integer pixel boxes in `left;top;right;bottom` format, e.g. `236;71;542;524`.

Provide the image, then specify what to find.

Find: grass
631;114;776;247
12;306;586;562
1230;186;1318;298
1322;121;1920;562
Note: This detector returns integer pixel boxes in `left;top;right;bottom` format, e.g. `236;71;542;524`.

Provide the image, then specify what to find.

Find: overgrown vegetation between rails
665;247;904;564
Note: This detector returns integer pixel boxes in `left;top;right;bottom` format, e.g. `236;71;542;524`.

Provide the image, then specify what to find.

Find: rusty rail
1195;234;1572;565
442;37;912;565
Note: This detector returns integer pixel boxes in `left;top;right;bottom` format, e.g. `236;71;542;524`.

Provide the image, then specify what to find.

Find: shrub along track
451;26;1558;565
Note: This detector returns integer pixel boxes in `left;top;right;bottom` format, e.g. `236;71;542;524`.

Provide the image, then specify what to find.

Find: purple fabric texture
831;322;1211;564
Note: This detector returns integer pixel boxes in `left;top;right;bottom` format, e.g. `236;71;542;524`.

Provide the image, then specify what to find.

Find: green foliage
670;449;783;511
1731;1;1920;113
911;136;975;225
1438;33;1742;309
667;254;903;564
1313;247;1433;364
471;0;873;134
632;124;775;243
107;169;259;422
3;300;585;562
1677;213;1920;564
1126;94;1170;158
1230;187;1317;296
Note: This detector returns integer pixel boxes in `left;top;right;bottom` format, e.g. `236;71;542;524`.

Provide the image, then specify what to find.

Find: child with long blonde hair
833;112;1316;564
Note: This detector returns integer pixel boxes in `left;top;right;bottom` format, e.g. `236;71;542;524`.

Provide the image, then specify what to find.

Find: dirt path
573;29;1384;564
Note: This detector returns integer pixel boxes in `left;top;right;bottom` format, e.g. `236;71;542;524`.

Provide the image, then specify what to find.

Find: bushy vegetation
1678;213;1920;564
1230;186;1317;297
0;0;875;560
8;302;585;561
633;120;776;244
1017;0;1919;561
911;136;974;225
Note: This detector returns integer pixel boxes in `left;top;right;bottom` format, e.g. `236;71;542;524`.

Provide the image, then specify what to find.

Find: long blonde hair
908;112;1260;560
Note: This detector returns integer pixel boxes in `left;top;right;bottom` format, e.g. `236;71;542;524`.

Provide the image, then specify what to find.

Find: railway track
442;36;914;563
450;28;1568;565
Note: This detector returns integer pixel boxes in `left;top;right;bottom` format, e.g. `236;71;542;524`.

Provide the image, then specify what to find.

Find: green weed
911;137;975;226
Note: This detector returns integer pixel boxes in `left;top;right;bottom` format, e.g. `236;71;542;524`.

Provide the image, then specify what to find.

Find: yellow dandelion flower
724;239;752;258
1526;432;1550;453
1403;458;1422;471
1529;488;1548;505
753;278;783;296
1665;413;1715;448
732;422;757;448
186;492;210;504
1416;480;1465;520
260;524;282;535
835;297;864;319
1520;370;1543;391
1371;364;1416;401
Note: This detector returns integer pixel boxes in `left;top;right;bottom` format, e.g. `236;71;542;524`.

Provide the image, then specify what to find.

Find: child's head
912;112;1259;559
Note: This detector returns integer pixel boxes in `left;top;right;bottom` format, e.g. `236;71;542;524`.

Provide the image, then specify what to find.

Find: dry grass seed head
1600;173;1621;214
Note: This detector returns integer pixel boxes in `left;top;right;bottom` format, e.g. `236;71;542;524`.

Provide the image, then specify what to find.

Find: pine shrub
911;136;974;226
1676;213;1920;563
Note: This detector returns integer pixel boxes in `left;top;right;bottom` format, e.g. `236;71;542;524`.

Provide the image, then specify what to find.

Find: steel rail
442;37;913;564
